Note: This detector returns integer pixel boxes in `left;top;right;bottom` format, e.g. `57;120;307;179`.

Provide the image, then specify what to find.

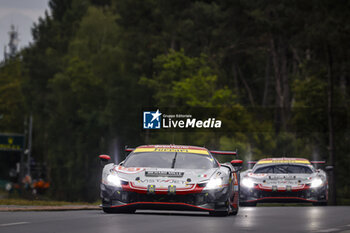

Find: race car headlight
205;178;223;189
241;178;255;189
106;174;121;187
310;178;323;188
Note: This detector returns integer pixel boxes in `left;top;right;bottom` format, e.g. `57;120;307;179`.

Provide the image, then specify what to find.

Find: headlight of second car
106;174;122;187
310;177;323;188
241;178;255;189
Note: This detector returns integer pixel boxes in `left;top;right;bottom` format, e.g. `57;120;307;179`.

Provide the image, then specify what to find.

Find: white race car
240;158;328;206
99;145;243;216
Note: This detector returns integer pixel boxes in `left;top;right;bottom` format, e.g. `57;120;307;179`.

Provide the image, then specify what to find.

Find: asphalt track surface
1;206;350;233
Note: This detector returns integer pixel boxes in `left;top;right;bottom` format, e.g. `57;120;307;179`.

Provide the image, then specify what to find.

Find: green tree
0;58;24;132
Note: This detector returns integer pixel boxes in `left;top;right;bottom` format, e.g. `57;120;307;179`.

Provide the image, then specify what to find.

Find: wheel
209;202;229;217
239;201;257;207
227;178;239;215
210;196;234;217
231;207;238;215
103;207;136;214
229;195;239;215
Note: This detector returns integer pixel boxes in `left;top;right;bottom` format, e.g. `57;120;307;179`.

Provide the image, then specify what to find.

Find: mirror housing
99;154;111;167
231;159;243;171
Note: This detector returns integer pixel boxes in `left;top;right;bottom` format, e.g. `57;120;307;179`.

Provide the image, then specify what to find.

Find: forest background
0;0;349;204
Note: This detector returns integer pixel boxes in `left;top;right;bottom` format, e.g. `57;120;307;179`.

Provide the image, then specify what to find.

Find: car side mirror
99;154;111;167
231;159;243;171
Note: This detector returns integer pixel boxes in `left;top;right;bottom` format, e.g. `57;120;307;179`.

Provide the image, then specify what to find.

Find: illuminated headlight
310;178;323;188
205;178;223;189
107;174;121;187
241;178;255;188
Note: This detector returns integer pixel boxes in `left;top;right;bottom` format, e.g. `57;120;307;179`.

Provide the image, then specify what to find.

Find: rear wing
248;161;257;165
210;150;238;158
247;161;257;169
310;161;326;164
124;146;135;156
210;150;237;155
125;147;135;152
125;147;239;158
247;160;326;165
310;160;326;169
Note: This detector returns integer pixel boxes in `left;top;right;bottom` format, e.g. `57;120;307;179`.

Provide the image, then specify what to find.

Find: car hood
114;166;219;188
243;172;317;186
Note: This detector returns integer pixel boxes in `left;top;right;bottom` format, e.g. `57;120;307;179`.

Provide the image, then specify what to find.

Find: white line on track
0;222;29;227
317;228;340;232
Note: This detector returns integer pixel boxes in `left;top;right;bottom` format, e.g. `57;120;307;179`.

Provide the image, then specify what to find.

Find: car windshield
254;165;313;174
123;152;218;169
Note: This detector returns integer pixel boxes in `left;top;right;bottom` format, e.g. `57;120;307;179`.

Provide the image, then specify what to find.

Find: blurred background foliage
0;0;349;203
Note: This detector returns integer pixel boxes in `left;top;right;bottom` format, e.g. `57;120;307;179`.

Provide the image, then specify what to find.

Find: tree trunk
232;64;240;96
237;65;255;107
270;36;288;131
339;65;346;98
262;55;270;106
281;41;290;128
291;46;301;75
327;43;336;205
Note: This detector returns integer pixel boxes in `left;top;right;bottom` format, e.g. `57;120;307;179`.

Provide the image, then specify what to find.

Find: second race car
240;157;328;206
99;145;242;216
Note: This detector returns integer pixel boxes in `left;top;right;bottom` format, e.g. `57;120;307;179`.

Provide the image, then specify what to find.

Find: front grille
121;192;208;205
258;190;311;198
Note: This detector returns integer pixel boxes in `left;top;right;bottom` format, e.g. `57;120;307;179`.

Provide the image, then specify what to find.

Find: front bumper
240;185;327;203
101;183;230;211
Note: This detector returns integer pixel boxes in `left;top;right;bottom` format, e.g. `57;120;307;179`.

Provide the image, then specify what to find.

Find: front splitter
102;201;215;211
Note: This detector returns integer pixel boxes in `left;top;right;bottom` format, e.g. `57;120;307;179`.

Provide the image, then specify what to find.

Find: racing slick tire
231;207;238;216
103;207;136;214
209;202;230;217
239;202;257;207
210;196;237;217
229;195;239;215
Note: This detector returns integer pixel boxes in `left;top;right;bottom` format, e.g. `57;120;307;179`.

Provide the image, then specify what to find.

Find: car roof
137;144;207;150
134;145;210;155
256;157;311;165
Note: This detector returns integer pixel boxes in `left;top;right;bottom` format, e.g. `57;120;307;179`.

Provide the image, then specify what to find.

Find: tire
210;194;234;217
239;201;257;207
103;207;136;214
229;196;239;215
209;201;231;217
228;178;239;215
231;207;238;216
